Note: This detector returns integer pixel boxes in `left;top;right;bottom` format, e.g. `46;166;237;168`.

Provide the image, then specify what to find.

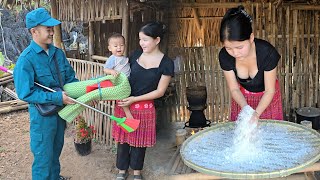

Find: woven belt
130;100;154;110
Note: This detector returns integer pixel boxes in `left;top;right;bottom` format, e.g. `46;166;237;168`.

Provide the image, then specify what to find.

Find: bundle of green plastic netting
58;73;131;122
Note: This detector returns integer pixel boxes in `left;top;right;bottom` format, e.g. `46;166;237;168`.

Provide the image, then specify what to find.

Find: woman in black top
112;21;174;180
219;6;283;122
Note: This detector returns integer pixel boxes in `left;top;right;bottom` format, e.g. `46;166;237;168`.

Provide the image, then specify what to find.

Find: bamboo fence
68;58;115;146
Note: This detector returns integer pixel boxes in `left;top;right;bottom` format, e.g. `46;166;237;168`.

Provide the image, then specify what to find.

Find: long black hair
139;21;167;41
220;5;253;42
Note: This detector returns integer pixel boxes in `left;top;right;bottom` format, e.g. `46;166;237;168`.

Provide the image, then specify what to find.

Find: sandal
59;176;71;180
116;171;129;180
133;174;143;180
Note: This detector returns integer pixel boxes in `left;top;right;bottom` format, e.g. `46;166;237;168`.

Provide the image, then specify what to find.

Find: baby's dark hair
139;21;167;41
220;5;252;42
108;33;125;44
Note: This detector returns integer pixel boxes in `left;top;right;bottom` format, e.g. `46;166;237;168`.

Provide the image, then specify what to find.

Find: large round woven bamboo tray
180;120;320;179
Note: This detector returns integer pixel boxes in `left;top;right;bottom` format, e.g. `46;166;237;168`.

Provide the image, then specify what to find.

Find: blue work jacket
13;41;78;115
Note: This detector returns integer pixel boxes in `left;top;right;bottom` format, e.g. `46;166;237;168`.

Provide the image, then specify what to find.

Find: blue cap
26;8;61;29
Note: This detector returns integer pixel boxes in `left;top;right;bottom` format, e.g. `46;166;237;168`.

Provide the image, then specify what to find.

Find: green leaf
0;52;4;66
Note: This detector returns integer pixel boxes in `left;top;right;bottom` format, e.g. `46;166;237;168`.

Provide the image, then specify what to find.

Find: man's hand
62;92;75;105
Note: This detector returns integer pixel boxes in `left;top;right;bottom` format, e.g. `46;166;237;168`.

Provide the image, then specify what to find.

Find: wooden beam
0;77;13;85
177;2;254;8
50;0;63;49
290;4;320;11
0;74;13;82
0;100;26;107
178;2;320;11
192;7;205;46
122;0;129;56
88;21;94;61
91;55;107;62
192;8;201;31
0;100;28;114
88;15;123;22
170;17;222;20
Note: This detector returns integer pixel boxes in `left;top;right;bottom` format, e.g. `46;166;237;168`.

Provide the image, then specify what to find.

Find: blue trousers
29;106;66;180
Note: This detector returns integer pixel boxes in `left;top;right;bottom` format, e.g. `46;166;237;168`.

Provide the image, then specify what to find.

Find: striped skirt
230;80;284;121
112;100;156;147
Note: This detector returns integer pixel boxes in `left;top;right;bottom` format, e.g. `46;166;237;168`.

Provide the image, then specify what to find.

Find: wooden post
50;0;63;49
88;21;94;61
122;0;129;56
192;7;205;46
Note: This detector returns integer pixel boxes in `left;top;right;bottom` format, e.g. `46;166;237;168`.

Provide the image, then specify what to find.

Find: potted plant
74;115;96;156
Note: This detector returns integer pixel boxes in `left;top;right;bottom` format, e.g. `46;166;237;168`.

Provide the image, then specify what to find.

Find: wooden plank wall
68;58;115;146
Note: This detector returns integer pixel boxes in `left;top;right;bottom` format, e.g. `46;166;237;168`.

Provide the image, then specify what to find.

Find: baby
104;33;132;119
103;33;130;77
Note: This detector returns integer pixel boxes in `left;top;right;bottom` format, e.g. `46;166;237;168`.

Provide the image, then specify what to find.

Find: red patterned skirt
230;80;284;121
112;100;156;147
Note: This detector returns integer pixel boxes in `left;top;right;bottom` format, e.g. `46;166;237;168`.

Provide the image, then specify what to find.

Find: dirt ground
0;110;177;180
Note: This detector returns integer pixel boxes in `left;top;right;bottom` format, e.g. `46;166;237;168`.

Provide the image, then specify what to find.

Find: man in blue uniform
13;8;78;180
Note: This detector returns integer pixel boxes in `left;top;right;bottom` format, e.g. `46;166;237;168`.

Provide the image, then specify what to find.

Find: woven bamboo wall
168;3;320;122
68;58;115;146
57;0;123;22
274;6;320;120
167;47;229;123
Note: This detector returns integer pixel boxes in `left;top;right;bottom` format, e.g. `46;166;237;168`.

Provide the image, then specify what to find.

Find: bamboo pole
88;21;94;61
122;0;129;56
3;87;18;99
91;55;107;62
178;2;261;8
301;11;306;107
0;104;28;114
0;100;27;107
208;47;215;122
288;6;293;117
0;73;11;78
315;12;319;107
0;78;13;85
306;11;312;107
192;8;201;32
290;5;320;11
0;74;13;82
296;9;302;109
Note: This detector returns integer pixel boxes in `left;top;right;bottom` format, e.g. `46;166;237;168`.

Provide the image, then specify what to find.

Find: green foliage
12;0;51;13
0;63;15;78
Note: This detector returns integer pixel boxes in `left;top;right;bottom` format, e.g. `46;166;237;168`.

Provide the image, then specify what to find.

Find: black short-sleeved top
129;50;174;96
219;38;280;92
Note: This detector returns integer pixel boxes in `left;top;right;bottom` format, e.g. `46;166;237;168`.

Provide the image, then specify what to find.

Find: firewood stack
0;73;28;114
